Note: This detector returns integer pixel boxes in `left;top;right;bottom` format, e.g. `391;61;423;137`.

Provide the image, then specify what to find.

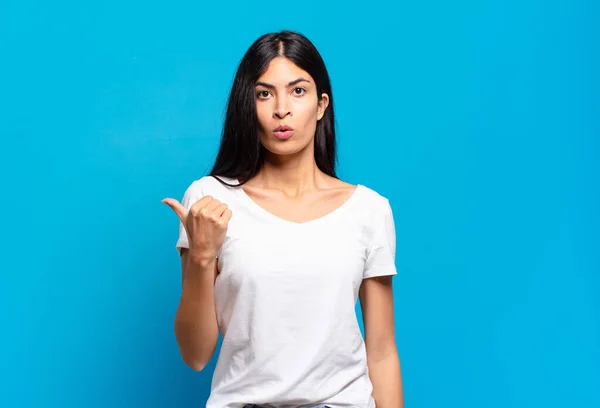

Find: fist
162;195;232;260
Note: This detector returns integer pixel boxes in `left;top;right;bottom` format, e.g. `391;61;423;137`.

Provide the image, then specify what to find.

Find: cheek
293;97;316;115
255;104;271;130
296;102;319;129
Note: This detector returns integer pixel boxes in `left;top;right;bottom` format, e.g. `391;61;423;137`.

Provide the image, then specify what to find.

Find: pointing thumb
162;198;187;223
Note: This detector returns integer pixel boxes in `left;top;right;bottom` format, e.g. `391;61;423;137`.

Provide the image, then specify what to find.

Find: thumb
161;198;187;223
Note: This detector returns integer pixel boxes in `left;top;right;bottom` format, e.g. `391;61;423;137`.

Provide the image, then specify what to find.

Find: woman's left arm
359;275;404;408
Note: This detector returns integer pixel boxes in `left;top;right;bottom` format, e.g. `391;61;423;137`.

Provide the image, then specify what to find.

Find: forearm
369;351;404;408
174;257;219;371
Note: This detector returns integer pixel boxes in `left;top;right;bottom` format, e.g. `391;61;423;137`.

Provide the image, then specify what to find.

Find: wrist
188;250;217;267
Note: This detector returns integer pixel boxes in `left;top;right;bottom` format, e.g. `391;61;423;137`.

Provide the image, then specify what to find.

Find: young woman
162;30;403;408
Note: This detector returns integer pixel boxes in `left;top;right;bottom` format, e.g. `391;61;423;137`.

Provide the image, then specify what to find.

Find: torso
175;175;395;408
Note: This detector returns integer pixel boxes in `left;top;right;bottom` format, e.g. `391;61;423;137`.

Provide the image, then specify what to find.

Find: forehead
257;57;313;83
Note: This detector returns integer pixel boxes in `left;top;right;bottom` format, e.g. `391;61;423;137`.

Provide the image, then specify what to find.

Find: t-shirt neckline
233;178;364;227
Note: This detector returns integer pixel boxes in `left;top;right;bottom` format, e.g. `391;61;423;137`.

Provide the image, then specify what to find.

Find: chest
216;217;368;296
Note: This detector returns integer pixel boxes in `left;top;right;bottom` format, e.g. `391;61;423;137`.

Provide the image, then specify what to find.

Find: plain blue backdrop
1;0;598;407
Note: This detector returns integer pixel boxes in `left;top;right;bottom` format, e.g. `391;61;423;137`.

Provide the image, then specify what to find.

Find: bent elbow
188;361;207;372
182;355;208;372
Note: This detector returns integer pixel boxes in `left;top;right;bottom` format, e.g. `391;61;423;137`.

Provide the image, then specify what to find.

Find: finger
212;203;229;218
189;195;216;213
221;209;233;224
161;198;187;223
201;199;223;216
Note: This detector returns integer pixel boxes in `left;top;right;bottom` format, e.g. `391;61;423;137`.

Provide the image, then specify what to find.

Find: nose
273;98;291;119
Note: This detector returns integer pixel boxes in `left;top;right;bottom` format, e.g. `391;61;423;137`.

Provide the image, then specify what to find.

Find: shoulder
327;176;389;209
181;175;238;204
356;183;393;214
355;184;396;248
354;183;395;236
185;175;235;192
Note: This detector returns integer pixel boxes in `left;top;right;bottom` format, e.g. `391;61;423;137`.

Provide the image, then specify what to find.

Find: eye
257;90;271;99
293;87;306;96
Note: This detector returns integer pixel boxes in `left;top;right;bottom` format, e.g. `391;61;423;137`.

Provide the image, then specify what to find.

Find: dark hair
208;30;337;187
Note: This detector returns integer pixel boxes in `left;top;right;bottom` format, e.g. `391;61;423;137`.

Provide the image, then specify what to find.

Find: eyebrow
255;77;311;89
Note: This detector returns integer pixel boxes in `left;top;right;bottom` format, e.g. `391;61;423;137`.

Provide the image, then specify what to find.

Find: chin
261;139;309;157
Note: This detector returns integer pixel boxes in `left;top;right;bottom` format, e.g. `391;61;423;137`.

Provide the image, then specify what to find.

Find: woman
162;30;403;408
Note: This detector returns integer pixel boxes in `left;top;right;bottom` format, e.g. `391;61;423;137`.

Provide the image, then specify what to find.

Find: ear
317;93;330;121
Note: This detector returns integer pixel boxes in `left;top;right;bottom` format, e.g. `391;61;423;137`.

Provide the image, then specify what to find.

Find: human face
254;57;329;156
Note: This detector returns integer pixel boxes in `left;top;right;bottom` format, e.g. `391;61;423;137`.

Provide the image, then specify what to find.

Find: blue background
1;0;598;407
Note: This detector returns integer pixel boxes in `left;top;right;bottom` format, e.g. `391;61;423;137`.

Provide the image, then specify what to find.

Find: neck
255;145;323;195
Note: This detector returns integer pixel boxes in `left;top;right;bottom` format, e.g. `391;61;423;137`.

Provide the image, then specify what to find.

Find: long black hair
208;30;337;187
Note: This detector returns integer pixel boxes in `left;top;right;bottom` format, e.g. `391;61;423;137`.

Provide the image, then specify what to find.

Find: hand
162;195;232;261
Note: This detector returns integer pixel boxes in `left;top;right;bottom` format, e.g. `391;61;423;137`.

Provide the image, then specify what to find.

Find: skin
243;56;359;223
247;56;404;408
164;56;404;407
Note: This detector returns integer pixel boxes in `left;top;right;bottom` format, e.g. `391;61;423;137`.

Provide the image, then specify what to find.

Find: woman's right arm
174;248;220;371
162;193;232;371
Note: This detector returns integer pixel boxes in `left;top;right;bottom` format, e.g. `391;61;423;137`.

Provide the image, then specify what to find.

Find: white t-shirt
175;176;397;408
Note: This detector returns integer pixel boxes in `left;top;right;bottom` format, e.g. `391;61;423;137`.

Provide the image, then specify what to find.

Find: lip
274;125;293;132
273;129;295;140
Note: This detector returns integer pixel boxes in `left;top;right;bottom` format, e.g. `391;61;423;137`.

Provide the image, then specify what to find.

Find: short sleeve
363;198;398;279
175;180;204;256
